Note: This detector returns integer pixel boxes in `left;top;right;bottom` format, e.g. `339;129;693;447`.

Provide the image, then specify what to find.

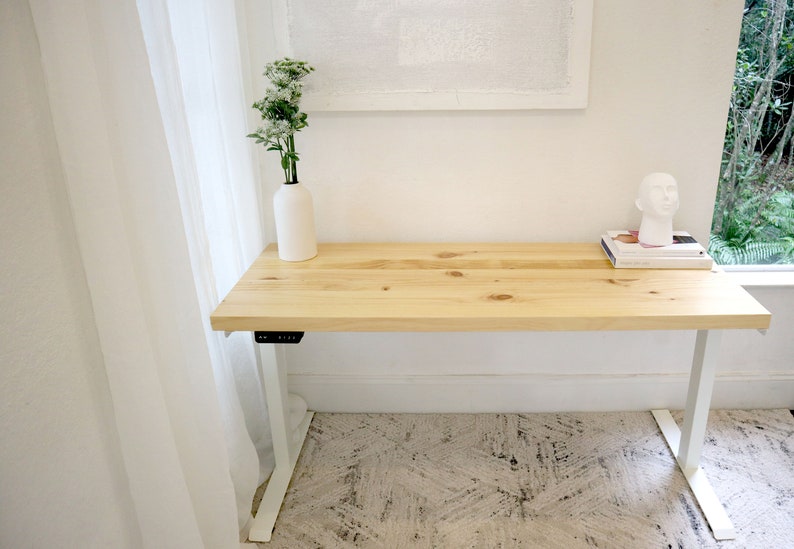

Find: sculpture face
637;173;679;218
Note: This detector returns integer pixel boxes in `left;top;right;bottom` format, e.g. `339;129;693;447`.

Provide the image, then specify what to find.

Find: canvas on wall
268;0;593;110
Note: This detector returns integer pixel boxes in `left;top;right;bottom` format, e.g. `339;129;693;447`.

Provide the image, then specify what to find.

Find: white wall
244;2;794;411
0;1;140;546
275;2;742;245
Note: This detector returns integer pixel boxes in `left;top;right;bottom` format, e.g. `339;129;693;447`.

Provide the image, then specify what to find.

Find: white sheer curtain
29;0;272;546
136;0;276;480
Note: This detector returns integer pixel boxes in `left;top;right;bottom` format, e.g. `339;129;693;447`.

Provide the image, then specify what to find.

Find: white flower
265;120;295;141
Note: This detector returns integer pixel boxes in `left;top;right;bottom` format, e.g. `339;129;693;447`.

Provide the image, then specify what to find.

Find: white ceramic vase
273;181;317;262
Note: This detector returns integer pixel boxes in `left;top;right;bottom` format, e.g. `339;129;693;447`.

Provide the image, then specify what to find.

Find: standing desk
210;242;771;542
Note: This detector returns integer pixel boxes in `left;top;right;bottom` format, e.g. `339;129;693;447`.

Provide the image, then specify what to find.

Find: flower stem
289;135;298;184
279;138;290;184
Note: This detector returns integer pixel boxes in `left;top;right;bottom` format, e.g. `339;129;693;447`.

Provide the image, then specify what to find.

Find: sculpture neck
638;215;674;246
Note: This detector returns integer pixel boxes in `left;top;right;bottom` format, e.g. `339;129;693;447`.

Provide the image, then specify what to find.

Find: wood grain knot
437;252;460;258
607;278;637;286
382;286;391;291
446;270;464;277
488;293;514;301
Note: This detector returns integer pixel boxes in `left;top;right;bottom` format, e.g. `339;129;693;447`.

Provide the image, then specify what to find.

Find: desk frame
211;243;771;542
250;344;313;542
653;329;733;539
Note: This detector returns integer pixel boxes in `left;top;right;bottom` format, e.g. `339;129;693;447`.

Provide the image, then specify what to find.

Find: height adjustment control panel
254;331;304;344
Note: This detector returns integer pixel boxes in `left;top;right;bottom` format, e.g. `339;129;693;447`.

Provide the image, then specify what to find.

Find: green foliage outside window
711;0;794;264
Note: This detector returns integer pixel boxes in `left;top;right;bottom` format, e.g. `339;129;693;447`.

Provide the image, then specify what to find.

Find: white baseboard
289;372;794;413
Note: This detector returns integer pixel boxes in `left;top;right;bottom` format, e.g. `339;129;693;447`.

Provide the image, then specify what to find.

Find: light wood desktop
211;242;771;542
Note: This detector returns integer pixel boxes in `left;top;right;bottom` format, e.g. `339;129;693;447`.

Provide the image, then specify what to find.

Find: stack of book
600;230;714;269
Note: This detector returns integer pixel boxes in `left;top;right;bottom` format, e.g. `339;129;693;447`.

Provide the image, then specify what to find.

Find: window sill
720;265;794;287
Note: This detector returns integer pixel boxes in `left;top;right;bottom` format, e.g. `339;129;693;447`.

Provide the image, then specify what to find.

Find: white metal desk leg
679;330;722;469
652;329;735;540
249;341;313;543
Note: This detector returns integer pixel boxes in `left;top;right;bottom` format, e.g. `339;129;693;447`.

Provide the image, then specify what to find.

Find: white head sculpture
635;172;679;246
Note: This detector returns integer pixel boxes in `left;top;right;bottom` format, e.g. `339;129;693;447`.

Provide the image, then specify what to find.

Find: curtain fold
137;0;276;524
29;0;271;546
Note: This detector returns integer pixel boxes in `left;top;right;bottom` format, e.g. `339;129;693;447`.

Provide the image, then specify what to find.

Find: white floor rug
255;409;794;548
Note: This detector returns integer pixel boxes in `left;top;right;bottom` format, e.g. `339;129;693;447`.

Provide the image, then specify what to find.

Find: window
710;0;794;266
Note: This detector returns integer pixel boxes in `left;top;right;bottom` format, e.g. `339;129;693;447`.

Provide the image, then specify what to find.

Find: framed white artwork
267;0;593;111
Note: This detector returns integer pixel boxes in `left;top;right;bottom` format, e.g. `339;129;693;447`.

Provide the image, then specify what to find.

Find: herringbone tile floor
255;410;794;548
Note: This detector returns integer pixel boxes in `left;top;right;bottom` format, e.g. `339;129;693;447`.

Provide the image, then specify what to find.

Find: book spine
612;247;705;257
611;256;713;269
600;238;618;266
